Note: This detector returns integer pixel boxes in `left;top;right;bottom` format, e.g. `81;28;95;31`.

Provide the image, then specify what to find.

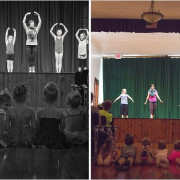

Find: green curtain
103;57;180;119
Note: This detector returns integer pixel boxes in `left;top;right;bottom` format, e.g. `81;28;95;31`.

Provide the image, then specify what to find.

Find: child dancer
97;137;118;166
34;82;66;148
23;12;41;73
168;140;180;165
62;91;88;145
5;28;16;72
50;23;68;73
6;83;36;147
144;84;163;118
155;140;169;168
135;137;154;165
0;89;12;147
75;29;89;72
115;134;136;170
114;89;134;118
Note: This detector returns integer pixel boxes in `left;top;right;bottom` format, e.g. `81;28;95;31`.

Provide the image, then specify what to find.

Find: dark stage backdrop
0;1;88;73
103;58;180;119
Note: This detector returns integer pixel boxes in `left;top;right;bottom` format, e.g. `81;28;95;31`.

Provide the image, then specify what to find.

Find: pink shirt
168;150;180;163
149;91;157;102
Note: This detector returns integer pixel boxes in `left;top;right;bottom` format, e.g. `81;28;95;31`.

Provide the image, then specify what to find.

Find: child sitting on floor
114;134;136;170
34;82;66;148
155;140;169;168
0;89;12;147
135;137;154;165
97;137;117;166
168;140;180;165
6;83;36;147
62;91;88;145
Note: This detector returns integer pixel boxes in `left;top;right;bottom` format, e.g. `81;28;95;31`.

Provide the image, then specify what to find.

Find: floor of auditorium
0;146;88;179
91;163;180;179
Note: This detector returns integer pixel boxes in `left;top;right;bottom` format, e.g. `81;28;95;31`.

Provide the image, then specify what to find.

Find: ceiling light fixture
141;0;163;23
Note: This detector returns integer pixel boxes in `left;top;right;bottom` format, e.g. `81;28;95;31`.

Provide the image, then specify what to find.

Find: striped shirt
121;145;136;159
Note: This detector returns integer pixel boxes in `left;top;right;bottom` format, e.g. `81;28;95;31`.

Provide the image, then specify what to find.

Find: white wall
91;42;103;104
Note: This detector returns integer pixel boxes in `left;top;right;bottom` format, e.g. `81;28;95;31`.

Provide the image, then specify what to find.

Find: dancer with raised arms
5;28;16;72
50;23;68;73
23;11;41;73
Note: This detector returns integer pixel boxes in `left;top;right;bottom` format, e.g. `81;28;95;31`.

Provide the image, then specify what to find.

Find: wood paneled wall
0;73;75;108
114;118;180;144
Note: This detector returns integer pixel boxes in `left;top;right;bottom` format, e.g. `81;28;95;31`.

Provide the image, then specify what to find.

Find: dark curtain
103;58;180;119
92;18;180;33
0;1;89;73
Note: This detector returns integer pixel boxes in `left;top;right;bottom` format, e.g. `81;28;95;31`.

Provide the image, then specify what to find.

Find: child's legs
97;152;103;166
149;102;154;117
31;46;37;72
9;59;14;72
127;157;134;167
83;58;87;70
120;104;125;118
55;52;59;72
103;154;112;166
78;58;82;72
7;60;11;72
118;157;126;165
59;53;63;73
124;104;128;118
135;148;143;165
153;102;157;115
146;151;154;165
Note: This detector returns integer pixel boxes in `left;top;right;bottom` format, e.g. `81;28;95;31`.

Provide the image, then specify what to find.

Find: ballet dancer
114;89;134;118
75;29;89;72
5;27;16;72
50;23;68;73
23;11;41;73
144;84;163;119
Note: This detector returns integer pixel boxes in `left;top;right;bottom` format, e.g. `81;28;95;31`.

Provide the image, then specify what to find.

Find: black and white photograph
0;0;89;179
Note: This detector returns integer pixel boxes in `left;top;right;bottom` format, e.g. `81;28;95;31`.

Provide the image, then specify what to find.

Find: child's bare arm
75;29;81;42
12;28;16;45
34;11;41;32
85;29;89;39
50;23;58;39
60;23;68;38
5;27;10;44
23;12;31;30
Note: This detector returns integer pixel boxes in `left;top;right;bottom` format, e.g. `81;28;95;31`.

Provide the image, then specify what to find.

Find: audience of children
62;91;88;145
115;134;136;170
33;82;66;148
155;140;169;168
0;89;12;147
135;137;154;165
0;82;87;148
99;100;113;127
168;140;180;166
97;137;118;166
6;83;36;147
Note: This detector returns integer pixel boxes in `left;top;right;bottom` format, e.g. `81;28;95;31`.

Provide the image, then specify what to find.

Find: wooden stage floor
92;163;180;179
0;146;88;179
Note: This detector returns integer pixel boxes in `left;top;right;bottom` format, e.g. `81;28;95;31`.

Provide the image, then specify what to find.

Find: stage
113;118;180;144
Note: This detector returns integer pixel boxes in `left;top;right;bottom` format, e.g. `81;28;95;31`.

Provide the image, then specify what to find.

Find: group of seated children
0;82;88;148
97;133;180;170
